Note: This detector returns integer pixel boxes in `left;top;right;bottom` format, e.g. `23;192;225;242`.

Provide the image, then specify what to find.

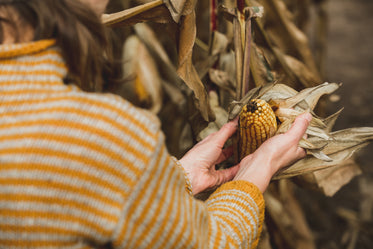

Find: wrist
179;157;206;195
233;154;273;193
178;157;193;180
172;157;193;195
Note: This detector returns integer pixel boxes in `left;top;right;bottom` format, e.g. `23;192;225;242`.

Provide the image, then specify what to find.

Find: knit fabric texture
0;40;265;249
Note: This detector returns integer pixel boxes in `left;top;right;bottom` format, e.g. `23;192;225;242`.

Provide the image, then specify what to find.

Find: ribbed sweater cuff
216;180;265;210
207;180;265;249
171;156;193;196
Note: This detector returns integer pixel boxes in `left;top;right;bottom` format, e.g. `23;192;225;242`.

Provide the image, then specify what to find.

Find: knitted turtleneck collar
0;39;56;59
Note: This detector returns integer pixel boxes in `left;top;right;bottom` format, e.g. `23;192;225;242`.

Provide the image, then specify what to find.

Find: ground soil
295;0;373;248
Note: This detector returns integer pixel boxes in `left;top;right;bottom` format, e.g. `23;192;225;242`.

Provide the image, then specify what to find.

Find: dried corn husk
121;35;163;113
229;82;373;181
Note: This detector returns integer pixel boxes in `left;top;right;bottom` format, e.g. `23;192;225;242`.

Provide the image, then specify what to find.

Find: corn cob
238;99;277;159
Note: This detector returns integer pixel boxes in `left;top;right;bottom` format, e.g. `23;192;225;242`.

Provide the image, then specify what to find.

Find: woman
0;0;311;248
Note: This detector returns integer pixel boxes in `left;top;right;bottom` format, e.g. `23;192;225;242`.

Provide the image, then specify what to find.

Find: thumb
215;165;240;186
286;112;312;141
214;120;238;148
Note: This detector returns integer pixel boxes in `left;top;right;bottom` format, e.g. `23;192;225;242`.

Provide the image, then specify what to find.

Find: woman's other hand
234;112;312;192
179;112;311;195
179;120;240;195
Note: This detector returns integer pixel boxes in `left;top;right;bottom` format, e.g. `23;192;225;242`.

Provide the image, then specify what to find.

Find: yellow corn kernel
238;99;277;159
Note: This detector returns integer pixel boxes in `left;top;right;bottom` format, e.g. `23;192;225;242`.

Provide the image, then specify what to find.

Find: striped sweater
0;40;265;249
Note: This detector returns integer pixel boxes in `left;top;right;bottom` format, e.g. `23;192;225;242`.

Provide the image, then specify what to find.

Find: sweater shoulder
58;89;162;145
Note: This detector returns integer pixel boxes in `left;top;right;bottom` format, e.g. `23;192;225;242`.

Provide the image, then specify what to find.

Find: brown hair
0;0;120;92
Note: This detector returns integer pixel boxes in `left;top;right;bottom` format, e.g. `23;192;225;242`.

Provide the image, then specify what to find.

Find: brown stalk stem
210;0;217;32
237;0;245;13
233;18;243;101
243;18;252;96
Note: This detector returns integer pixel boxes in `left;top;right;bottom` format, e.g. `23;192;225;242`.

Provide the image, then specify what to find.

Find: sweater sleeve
112;132;265;249
170;156;193;196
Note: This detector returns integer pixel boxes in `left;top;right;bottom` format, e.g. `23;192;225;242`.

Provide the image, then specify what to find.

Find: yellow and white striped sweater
0;40;265;249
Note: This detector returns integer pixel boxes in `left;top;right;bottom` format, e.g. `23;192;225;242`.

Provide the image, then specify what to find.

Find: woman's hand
179;120;240;195
179;112;311;195
234;112;312;192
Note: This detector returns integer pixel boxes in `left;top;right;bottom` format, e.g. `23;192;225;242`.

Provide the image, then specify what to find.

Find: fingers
286;112;312;142
286;113;311;161
215;165;240;186
295;146;307;160
213;120;238;148
215;145;234;164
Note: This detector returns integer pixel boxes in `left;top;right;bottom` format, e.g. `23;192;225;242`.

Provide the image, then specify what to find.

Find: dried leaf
163;0;197;22
162;80;186;106
218;50;236;90
134;23;173;67
323;108;344;132
275;125;373;179
307;150;333;162
303;137;328;150
197;91;228;141
208;69;235;96
274;107;302;120
254;30;301;89
303;82;341;110
177;11;211;121
313;159;362;196
322;127;373;155
264;181;316;249
209;31;229;56
121;35;162;113
250;42;275;86
260;83;297;101
281;54;321;88
275;140;369;180
260;0;320;79
102;0;172;27
195;31;229;80
305;126;330;140
133;23;188;93
257;224;273;249
274;82;340;110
